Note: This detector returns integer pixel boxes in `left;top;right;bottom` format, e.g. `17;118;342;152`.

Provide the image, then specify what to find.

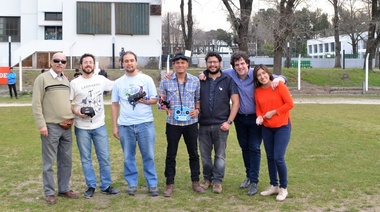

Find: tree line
162;0;380;73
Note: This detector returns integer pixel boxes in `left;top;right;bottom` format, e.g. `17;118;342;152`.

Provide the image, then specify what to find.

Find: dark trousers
234;113;262;184
164;123;200;185
262;121;291;188
8;84;17;98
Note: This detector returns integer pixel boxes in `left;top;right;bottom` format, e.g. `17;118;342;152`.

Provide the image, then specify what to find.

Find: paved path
1;97;380;107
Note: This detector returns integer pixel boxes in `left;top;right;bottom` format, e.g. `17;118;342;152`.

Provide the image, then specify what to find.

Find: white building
0;0;162;69
307;33;367;59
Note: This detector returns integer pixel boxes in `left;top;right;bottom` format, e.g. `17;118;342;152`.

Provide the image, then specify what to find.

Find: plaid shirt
159;73;200;126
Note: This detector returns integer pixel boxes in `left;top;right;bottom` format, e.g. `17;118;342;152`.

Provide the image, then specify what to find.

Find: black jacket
199;70;238;125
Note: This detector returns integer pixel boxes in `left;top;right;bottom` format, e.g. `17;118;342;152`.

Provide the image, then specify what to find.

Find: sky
161;0;334;32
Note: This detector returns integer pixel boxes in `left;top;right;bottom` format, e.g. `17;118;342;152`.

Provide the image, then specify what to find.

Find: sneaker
192;181;205;194
276;188;288;201
212;183;222;194
247;183;258;196
148;187;159;197
260;185;279;196
163;184;174;197
101;186;120;195
239;178;250;189
201;180;212;189
126;186;137;196
84;187;95;198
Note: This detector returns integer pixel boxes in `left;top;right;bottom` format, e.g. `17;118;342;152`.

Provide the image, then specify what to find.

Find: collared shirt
49;68;64;81
223;68;286;115
223;68;255;114
159;73;200;126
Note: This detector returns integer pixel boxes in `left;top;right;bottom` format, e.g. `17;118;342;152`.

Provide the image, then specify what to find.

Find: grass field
0;103;379;211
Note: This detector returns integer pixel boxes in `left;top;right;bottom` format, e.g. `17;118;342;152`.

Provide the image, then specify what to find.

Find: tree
364;0;380;70
162;12;184;54
180;0;194;51
291;8;331;57
221;0;253;52
253;8;278;56
339;0;368;56
272;0;299;74
327;0;343;68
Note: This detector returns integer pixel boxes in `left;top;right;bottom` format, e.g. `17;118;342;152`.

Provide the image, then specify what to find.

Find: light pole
255;24;258;56
286;42;291;68
112;37;115;69
8;36;11;68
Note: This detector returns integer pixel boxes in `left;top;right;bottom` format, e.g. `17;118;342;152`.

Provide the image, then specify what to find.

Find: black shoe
127;186;137;196
148;187;159;197
247;183;258;196
84;187;95;198
101;186;120;195
240;178;250;189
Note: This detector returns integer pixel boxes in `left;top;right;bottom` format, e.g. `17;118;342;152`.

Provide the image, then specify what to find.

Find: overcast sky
161;0;335;32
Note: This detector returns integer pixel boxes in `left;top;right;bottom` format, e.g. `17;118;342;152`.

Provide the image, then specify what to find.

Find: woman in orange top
253;65;294;202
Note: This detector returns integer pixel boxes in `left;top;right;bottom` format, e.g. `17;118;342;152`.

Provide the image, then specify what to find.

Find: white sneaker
276;188;288;201
260;185;279;196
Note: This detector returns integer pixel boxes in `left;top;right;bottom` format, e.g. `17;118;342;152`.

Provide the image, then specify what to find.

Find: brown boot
163;184;174;197
201;180;212;189
192;181;205;194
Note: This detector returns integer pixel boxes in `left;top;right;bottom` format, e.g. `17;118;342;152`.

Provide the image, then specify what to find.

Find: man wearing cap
159;53;204;197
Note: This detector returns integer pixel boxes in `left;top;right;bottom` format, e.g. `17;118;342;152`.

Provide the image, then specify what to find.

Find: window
308;45;312;54
0;17;20;42
325;43;329;52
45;12;62;21
77;2;111;34
314;45;318;53
45;26;62;40
319;44;323;53
115;3;149;35
330;43;335;52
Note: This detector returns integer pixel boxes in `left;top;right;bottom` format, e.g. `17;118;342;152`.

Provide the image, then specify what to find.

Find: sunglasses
53;59;67;64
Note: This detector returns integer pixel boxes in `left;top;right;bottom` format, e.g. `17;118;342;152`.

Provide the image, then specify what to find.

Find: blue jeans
75;125;111;191
119;122;158;188
234;113;262;184
164;123;200;185
262;121;291;188
199;125;228;184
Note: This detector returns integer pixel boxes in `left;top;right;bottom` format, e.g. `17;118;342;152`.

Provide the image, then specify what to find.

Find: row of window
0;2;160;42
308;43;335;54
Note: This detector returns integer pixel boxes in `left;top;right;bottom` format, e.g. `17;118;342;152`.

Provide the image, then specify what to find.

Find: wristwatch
227;120;233;125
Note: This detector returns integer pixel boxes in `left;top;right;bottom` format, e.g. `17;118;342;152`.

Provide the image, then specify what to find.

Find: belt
237;113;255;117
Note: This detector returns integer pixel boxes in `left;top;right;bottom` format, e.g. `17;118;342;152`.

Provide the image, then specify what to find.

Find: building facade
0;0;162;69
307;33;368;59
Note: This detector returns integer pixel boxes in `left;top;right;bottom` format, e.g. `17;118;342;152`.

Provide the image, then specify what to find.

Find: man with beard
111;51;159;196
70;53;119;198
198;52;240;194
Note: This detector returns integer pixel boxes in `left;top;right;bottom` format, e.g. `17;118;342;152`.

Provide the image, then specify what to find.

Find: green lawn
0;104;379;211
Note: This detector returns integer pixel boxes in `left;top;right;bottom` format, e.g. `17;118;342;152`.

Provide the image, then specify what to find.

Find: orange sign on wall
0;67;10;84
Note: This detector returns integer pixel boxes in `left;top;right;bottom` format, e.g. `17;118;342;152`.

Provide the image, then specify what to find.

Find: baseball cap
172;53;188;62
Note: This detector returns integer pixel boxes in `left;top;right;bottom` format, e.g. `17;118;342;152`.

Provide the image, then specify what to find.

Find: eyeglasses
53;59;67;64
